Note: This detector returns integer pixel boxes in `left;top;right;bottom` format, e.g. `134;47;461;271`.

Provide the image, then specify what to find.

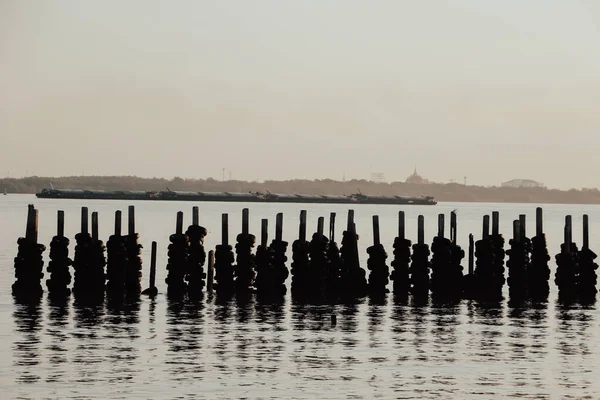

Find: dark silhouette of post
492;211;499;236
242;208;249;236
373;215;380;246
329;212;336;242
128;205;135;236
176;211;183;235
317;217;324;237
57;210;65;238
438;214;444;238
468;233;474;275
583;214;589;250
536;208;543;237
418;215;424;245
92;212;99;241
399;211;405;240
207;250;215;293
483;215;490;240
81;207;89;236
114;210;122;236
222;213;229;246
299;210;307;242
276;213;284;241
261;219;268;247
192;206;199;226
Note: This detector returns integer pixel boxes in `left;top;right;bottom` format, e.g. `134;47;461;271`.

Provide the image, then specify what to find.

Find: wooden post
482;215;490;240
57;210;65;238
81;206;89;235
91;211;99;240
275;213;283;241
513;220;520;243
519;214;526;240
565;215;572;248
492;211;499;236
418;215;424;245
192;206;199;226
437;213;444;238
536;207;543;237
176;211;183;235
468;233;474;275
299;210;307;242
242;208;249;235
450;211;457;244
26;205;38;242
261;219;268;247
149;241;157;290
398;211;405;240
373;215;380;246
317;217;324;237
329;212;336;242
114;210;122;236
207;250;215;293
583;214;589;250
347;209;354;232
128;205;135;235
222;213;229;246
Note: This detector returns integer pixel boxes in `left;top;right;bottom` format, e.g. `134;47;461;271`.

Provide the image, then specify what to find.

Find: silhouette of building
405;167;430;184
501;179;545;188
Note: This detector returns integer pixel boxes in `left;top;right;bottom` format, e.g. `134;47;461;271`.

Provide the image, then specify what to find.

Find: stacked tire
12;237;45;297
166;231;188;295
46;236;72;296
234;233;257;292
186;225;207;297
390;237;411;294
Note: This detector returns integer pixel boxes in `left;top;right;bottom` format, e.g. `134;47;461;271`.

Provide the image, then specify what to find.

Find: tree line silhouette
2;175;600;204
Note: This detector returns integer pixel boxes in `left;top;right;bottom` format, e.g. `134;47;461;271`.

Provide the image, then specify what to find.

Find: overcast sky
1;1;599;189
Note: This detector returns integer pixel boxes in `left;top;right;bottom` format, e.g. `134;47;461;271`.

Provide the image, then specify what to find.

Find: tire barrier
463;234;476;297
73;208;106;297
166;211;188;296
367;216;389;294
234;208;257;293
325;212;343;298
390;211;411;294
430;214;452;298
186;207;207;298
473;215;502;300
340;210;367;298
554;216;578;301
215;213;235;294
447;211;465;298
410;215;430;297
578;214;598;301
106;210;127;294
12;205;45;297
46;210;72;296
308;217;329;297
125;206;143;294
490;211;506;294
506;218;529;298
291;210;310;295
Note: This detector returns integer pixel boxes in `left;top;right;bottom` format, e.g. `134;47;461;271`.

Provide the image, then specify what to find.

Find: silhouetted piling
463;233;476;297
473;215;501;299
90;211;107;291
215;213;235;294
555;215;579;300
263;213;289;296
186;207;208;298
255;218;272;294
367;215;389;294
13;205;45;297
529;207;550;299
507;219;528;298
142;241;158;296
106;211;128;294
234;208;257;293
291;210;310;294
578;214;598;301
308;216;329;296
490;211;506;294
326;212;343;296
166;211;188;295
73;207;105;297
46;210;72;296
340;210;367;297
207;250;215;294
410;215;431;297
124;206;143;294
391;211;411;293
431;214;454;297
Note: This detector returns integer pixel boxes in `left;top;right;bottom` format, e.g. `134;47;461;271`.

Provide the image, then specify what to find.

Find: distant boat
35;188;437;205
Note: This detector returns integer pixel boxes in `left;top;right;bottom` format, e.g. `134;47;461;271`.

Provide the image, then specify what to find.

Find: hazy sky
1;1;600;189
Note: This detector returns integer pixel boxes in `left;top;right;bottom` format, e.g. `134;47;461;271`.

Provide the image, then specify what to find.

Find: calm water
1;194;599;399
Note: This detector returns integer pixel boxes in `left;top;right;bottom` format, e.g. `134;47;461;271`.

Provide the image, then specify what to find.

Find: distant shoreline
2;176;600;205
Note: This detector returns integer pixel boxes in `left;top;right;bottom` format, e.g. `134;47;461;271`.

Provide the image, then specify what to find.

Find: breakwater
11;204;598;305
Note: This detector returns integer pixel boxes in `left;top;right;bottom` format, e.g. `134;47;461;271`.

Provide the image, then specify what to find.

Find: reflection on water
5;292;600;399
12;296;42;384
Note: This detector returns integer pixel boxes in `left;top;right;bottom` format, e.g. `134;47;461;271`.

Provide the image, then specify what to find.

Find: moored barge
36;188;437;205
